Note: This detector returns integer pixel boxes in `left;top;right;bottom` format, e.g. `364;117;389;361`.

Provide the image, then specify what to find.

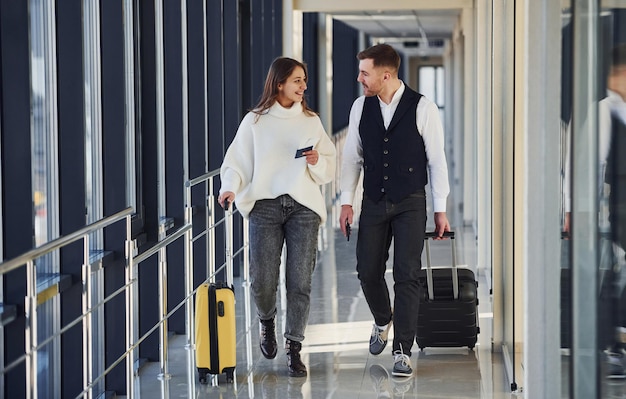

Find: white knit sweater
219;101;336;222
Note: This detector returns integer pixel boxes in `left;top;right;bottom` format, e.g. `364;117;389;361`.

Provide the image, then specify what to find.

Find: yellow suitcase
195;281;236;383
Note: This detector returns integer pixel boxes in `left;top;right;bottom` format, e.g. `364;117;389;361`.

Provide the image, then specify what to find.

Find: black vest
359;87;427;203
606;112;626;244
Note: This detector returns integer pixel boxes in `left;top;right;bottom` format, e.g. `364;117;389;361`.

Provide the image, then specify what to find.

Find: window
418;65;445;128
29;0;60;395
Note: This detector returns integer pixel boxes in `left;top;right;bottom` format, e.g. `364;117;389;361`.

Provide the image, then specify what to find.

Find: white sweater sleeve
307;119;337;185
220;113;255;195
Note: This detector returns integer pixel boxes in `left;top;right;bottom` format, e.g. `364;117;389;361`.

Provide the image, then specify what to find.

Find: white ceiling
331;9;461;57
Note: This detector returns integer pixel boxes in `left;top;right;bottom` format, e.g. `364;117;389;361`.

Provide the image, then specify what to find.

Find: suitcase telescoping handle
223;200;234;286
424;231;457;301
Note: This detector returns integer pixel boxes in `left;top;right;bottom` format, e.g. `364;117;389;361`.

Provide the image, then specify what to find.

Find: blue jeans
356;191;427;356
249;195;321;342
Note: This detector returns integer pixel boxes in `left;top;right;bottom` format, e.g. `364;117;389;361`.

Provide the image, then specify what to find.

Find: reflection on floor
135;225;515;399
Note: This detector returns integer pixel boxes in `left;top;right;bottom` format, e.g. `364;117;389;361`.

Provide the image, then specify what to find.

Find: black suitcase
415;231;479;350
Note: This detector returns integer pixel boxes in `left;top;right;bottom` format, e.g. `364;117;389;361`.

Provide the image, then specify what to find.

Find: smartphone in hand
345;220;351;241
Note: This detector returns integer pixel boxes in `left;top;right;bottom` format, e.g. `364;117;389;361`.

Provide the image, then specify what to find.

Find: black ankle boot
285;339;307;377
259;318;277;359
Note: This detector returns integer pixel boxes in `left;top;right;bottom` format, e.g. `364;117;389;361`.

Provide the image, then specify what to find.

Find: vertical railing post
157;223;170;380
183;181;197;399
25;260;37;399
184;183;195;347
243;219;249;275
125;214;136;399
242;218;253;369
153;0;168;383
82;235;93;399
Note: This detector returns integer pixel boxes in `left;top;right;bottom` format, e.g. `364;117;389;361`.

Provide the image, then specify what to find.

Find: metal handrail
0;207;134;275
134;223;192;265
185;169;219;187
0;206;134;399
0;169;250;398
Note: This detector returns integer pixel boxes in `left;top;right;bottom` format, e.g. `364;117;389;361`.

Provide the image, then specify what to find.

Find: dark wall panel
101;1;127;215
100;1;129;392
223;0;244;277
207;0;227;282
56;0;86;396
614;9;626;44
138;0;160;363
332;20;360;133
207;0;225;170
249;0;265;107
0;1;32;397
302;13;319;112
223;0;241;140
187;0;207;179
241;0;283;112
187;0;209;288
240;1;253;113
163;0;186;334
272;0;283;60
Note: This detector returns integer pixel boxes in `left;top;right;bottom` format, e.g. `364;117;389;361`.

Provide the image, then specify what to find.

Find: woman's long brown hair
251;57;317;121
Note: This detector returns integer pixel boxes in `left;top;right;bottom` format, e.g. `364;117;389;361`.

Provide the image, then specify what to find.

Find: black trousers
356;191;427;356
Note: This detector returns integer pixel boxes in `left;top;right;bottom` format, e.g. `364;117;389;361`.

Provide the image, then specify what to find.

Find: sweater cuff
219;170;242;195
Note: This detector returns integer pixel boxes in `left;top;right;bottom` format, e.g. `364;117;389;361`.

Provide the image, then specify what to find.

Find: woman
218;57;336;377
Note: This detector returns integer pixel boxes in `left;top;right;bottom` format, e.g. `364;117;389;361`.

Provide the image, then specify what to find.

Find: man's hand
339;205;354;237
434;212;450;240
563;212;571;235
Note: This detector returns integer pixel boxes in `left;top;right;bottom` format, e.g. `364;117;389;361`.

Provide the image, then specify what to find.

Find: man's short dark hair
357;43;401;71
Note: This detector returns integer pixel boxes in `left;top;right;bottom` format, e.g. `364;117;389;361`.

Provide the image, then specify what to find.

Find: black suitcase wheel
226;369;235;383
198;370;208;385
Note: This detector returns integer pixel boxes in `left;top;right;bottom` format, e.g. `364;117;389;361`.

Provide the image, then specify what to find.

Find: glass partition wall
565;2;626;397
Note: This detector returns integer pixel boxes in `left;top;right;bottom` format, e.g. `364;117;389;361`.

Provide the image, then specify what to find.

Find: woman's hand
218;191;235;209
304;149;319;165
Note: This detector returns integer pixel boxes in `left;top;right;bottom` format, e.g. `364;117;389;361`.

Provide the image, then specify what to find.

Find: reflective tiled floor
134;221;516;398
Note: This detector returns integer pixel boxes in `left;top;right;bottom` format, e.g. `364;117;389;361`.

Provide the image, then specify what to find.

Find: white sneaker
391;347;413;378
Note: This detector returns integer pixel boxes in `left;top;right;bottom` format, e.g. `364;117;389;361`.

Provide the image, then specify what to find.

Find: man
339;43;450;378
604;44;626;254
602;43;626;378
